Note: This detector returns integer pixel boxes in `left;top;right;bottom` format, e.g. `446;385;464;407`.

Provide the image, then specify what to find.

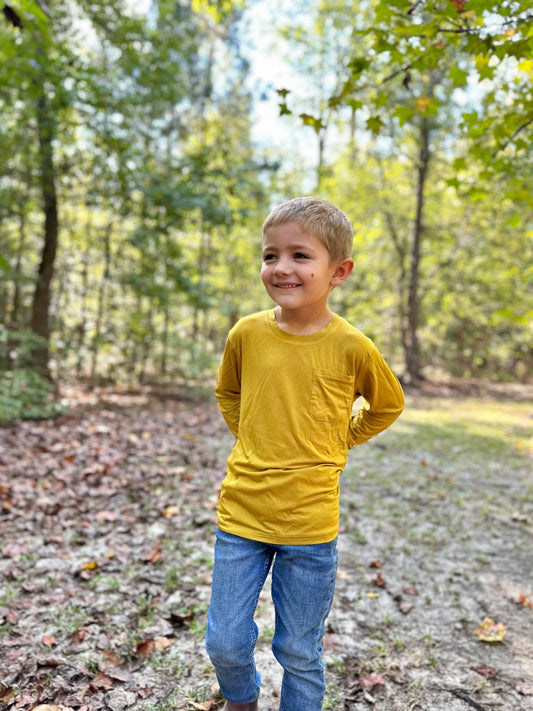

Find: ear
330;258;354;287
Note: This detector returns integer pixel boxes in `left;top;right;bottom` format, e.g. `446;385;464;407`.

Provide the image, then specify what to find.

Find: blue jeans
205;528;338;711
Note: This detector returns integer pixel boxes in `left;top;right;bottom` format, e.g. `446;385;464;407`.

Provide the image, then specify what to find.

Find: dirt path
0;386;531;710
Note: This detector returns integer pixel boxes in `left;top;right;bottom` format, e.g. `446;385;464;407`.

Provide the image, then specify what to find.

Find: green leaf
348;57;370;77
449;67;469;87
299;113;325;133
394;106;414;126
505;214;522;229
446;178;461;189
366;116;384;135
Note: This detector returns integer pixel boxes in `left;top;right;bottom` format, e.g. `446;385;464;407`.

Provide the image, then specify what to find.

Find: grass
326;391;533;708
343;394;532;529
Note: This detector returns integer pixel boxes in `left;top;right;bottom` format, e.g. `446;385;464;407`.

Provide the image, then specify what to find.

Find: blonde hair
262;196;353;263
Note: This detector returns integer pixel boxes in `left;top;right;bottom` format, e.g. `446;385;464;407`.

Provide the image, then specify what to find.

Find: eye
294;252;310;259
263;253;276;261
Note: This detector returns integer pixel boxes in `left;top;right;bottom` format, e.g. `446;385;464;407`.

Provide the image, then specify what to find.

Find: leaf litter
0;383;532;710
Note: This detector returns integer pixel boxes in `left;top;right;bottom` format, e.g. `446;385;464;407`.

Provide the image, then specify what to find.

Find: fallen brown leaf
71;629;86;644
103;648;120;666
398;601;413;614
0;686;14;703
42;635;56;647
471;665;496;679
144;540;162;564
161;505;179;518
137;688;154;699
136;639;156;657
359;672;386;691
517;593;533;609
371;572;386;588
168;610;195;625
154;636;176;651
517;684;533;696
90;672;114;690
322;632;336;652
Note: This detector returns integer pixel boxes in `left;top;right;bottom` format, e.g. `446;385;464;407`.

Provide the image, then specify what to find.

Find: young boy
206;196;404;711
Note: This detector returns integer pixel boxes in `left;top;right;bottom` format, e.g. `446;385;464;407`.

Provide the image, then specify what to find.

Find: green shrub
0;368;65;425
0;328;66;425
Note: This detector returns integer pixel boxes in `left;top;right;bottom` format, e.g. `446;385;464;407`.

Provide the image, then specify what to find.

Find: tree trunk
11;210;27;326
90;221;113;381
30;91;59;377
403;116;430;383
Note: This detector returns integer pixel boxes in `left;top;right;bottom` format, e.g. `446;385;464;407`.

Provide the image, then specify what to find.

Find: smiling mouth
275;283;301;289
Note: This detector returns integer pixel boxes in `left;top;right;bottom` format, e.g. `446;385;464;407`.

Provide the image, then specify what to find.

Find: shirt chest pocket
309;369;354;423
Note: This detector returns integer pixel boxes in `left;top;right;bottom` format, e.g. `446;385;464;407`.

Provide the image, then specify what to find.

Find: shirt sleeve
347;345;404;448
215;334;241;437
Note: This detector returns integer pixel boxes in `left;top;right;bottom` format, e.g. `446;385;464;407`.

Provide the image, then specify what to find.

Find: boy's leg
270;539;338;711
206;528;273;705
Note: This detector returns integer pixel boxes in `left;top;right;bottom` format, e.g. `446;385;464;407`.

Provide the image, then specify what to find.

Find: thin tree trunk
90;221;113;381
30;91;59;377
76;249;90;379
404;116;430;382
10;210;27;326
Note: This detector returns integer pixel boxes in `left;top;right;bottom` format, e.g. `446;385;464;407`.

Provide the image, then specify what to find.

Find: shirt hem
217;520;339;546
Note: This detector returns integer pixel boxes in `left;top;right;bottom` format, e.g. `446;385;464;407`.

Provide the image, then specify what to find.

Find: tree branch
493;118;533;157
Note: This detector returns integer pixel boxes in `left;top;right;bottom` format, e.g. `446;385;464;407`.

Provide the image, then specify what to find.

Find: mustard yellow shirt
215;309;404;544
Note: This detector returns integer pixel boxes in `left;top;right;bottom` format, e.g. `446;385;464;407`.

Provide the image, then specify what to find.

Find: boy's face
261;221;350;316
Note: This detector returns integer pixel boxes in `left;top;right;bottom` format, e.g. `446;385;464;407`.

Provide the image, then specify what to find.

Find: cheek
260;265;269;283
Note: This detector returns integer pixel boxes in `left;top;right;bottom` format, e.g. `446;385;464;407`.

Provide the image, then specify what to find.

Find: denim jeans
205;528;338;711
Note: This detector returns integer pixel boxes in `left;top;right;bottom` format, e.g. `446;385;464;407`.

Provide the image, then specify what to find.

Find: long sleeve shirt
215;309;404;544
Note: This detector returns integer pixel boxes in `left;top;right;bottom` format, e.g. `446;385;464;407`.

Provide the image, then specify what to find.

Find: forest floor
0;381;532;711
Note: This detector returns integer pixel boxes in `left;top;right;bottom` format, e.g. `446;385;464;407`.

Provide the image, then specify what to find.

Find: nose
273;256;292;275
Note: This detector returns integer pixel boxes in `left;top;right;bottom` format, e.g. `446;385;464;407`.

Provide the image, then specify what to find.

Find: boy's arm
347;346;404;448
215;337;241;437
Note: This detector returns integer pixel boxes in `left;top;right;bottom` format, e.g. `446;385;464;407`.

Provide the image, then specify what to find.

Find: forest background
0;0;532;423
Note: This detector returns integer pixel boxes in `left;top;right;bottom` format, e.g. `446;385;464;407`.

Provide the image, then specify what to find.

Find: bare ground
0;383;532;711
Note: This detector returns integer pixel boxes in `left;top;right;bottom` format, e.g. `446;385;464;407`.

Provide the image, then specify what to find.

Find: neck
274;306;334;335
